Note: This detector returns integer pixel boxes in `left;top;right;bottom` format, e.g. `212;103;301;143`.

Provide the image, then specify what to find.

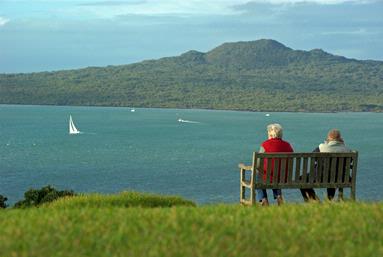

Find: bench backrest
252;152;358;189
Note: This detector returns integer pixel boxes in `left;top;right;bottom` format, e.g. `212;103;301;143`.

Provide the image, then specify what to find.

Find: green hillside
0;192;382;257
1;39;382;112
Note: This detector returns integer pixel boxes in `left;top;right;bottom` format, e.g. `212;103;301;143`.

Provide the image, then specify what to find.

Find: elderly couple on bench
257;124;352;206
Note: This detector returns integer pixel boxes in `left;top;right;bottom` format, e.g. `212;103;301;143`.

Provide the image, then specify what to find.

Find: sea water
0;105;382;205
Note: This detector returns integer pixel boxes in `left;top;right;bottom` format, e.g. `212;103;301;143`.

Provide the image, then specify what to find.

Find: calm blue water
1;105;382;205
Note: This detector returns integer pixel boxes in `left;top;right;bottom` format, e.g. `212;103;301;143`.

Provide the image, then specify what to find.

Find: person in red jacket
257;123;294;206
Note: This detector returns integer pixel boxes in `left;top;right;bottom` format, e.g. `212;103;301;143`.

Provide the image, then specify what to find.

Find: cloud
73;0;378;19
238;0;376;4
79;1;147;6
0;17;9;26
321;28;378;36
2;0;377;21
76;1;246;17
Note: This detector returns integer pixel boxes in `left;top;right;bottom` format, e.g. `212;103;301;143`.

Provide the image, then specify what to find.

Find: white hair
267;123;283;139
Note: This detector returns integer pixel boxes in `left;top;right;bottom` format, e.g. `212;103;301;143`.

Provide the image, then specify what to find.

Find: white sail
69;115;80;134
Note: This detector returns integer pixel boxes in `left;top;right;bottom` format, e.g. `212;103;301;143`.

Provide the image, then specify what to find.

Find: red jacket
260;138;294;182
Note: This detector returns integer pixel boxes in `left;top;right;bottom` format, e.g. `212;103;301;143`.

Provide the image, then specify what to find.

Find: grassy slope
0;193;382;257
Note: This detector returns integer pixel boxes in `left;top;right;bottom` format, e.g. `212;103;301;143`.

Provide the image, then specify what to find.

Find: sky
0;0;382;73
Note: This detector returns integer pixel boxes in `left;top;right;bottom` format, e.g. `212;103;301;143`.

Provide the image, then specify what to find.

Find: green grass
0;192;382;257
46;191;196;208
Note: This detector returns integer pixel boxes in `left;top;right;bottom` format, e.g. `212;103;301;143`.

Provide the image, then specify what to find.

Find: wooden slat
250;165;256;187
241;180;252;188
329;157;337;183
273;159;280;186
240;168;245;202
351;151;358;200
252;152;257;170
287;158;293;184
241;199;252;206
294;157;301;183
253;152;357;159
238;163;252;170
302;157;308;183
337;157;345;183
309;157;316;183
253;183;353;189
322;157;330;184
266;158;272;184
316;158;323;184
280;158;287;183
343;157;351;184
259;157;264;184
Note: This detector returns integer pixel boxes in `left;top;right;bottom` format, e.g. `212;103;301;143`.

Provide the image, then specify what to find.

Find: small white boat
178;118;199;124
69;115;81;135
131;109;136;112
265;113;270;117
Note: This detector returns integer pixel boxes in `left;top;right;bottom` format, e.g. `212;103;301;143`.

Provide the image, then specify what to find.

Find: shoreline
1;103;382;114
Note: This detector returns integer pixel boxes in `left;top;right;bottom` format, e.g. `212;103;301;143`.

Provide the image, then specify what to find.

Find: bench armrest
238;163;252;170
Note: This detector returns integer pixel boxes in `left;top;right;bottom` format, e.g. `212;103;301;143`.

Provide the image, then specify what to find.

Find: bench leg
250;186;255;205
240;185;245;203
338;188;344;201
240;168;245;204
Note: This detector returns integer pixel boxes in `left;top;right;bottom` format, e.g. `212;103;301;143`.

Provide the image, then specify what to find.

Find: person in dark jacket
301;129;352;201
257;123;294;206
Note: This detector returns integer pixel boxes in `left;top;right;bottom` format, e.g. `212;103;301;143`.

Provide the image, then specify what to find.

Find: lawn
0;192;382;257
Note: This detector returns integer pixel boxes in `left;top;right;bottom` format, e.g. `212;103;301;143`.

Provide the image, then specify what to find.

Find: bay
0;104;382;205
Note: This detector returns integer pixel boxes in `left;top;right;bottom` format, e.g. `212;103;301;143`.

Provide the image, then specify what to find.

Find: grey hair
267;123;283;139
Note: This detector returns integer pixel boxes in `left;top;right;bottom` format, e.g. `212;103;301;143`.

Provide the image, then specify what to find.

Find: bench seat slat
343;157;351;184
337;157;345;184
287;158;293;184
266;158;272;184
330;157;337;183
273;158;280;186
280;158;287;183
294;157;301;183
259;157;264;184
309;157;316;183
302;157;308;183
322;157;330;184
254;182;353;189
317;157;323;183
254;152;357;158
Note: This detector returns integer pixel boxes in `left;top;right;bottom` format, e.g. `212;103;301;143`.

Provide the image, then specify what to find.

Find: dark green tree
14;185;75;208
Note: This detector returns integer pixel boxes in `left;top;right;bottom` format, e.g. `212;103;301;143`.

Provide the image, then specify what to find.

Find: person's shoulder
344;145;353;152
319;142;327;152
282;139;293;146
280;139;294;151
261;139;269;145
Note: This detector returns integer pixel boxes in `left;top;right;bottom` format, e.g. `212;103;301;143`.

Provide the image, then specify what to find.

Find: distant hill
1;39;382;112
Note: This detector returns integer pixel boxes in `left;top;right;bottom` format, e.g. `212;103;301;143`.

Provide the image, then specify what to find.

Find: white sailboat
69;115;81;134
177;118;199;124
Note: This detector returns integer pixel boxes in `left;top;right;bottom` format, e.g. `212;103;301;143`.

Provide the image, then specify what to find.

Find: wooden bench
238;152;358;205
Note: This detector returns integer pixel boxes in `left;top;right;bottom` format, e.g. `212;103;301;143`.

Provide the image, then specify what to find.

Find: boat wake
79;132;96;135
178;118;200;124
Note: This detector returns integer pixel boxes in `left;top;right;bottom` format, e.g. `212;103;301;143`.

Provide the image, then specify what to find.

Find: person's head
326;129;344;143
267;123;283;139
